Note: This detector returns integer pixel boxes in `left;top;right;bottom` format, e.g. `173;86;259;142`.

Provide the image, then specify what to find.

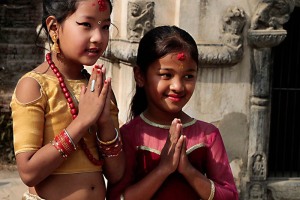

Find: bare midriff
29;171;106;200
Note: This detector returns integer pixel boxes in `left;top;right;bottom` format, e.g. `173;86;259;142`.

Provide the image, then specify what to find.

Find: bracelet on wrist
96;128;119;145
208;179;215;200
50;130;77;159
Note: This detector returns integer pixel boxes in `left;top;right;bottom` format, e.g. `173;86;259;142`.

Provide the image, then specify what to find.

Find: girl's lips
167;94;183;102
86;48;100;56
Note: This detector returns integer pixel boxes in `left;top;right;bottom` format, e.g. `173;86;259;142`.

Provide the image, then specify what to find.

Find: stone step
0;27;39;44
0;59;42;91
0;4;41;28
0;43;45;60
1;58;43;71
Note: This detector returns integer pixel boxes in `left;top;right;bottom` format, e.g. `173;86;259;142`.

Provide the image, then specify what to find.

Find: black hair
37;0;113;42
129;25;199;119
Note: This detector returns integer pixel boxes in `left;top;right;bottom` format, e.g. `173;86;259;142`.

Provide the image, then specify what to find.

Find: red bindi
177;52;185;61
97;0;107;11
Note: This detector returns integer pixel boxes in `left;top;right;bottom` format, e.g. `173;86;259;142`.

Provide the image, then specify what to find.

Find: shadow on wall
218;112;248;193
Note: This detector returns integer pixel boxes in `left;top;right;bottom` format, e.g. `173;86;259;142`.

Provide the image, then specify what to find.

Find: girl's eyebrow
159;67;197;72
78;16;111;22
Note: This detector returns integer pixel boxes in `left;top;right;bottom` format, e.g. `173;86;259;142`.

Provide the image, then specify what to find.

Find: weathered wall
0;0;44;113
1;0;299;199
104;0;299;199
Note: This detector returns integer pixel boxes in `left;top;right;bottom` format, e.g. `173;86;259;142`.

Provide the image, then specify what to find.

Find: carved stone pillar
246;0;295;199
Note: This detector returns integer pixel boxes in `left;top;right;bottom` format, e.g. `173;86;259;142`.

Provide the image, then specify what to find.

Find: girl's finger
87;66;98;92
95;64;106;83
94;69;103;94
98;77;110;103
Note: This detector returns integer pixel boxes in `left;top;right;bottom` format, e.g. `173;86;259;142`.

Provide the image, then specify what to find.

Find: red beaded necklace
46;53;103;166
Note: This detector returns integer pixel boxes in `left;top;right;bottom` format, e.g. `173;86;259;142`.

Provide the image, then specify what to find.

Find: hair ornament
98;0;107;11
177;52;185;61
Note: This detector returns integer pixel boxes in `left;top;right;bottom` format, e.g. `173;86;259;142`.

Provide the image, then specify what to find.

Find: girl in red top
107;26;238;200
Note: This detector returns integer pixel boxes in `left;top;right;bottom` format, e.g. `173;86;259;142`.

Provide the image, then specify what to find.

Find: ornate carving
248;0;295;49
249;183;265;200
250;0;295;31
251;152;267;180
248;29;287;48
199;6;246;65
106;6;246;66
127;1;154;42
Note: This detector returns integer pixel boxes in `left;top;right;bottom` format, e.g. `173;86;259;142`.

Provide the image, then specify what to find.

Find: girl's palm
159;119;183;174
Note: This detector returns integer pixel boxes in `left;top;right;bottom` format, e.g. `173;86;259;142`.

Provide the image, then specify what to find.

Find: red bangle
97;136;123;158
51;130;77;159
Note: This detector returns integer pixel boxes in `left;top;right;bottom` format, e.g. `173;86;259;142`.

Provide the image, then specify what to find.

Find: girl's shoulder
120;116;142;130
193;119;219;132
185;119;221;139
11;70;50;106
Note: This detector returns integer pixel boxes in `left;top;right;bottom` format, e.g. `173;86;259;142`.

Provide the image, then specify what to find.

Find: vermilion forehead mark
97;0;107;11
177;52;185;61
171;52;185;69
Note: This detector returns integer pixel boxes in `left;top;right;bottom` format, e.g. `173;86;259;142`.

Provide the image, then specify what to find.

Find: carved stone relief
199;6;246;65
250;152;267;180
249;183;265;200
248;0;295;49
127;1;154;42
107;6;246;67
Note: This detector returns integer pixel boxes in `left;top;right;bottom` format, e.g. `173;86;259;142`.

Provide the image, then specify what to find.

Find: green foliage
0;111;15;164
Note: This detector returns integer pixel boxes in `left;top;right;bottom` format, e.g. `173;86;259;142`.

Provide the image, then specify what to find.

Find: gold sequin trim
140;113;197;129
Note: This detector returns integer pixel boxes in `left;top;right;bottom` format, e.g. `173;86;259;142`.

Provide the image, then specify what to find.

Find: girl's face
140;52;198;117
58;0;111;66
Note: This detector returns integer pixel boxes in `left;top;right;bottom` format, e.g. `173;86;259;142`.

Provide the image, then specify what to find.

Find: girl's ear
134;66;145;87
46;16;59;38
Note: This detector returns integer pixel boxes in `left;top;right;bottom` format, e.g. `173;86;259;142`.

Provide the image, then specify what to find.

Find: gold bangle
96;128;119;145
208;179;215;200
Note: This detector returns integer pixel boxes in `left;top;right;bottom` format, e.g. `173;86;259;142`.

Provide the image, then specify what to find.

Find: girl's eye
102;23;111;30
160;73;172;79
185;74;195;79
76;22;91;28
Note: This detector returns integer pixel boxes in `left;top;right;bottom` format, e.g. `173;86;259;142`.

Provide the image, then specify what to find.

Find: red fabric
107;116;238;200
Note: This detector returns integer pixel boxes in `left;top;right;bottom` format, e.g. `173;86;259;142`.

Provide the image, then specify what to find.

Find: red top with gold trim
107;114;238;200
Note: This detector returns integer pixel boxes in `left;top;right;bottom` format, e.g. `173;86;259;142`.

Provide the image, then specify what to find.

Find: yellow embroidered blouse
10;71;119;174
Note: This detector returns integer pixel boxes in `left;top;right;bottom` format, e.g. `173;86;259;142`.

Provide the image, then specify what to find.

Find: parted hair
130;25;199;119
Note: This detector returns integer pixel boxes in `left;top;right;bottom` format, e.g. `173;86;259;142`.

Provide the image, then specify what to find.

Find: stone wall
0;0;43;113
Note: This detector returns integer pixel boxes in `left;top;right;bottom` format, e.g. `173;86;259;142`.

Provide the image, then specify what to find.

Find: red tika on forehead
177;52;185;61
97;0;107;11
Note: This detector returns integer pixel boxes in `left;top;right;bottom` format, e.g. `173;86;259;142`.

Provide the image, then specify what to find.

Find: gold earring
51;34;60;54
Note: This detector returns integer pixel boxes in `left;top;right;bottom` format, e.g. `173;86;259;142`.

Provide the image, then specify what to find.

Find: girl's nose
90;29;103;43
170;78;184;92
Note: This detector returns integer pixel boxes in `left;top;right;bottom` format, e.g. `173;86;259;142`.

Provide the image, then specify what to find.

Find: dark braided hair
38;0;112;40
129;25;199;120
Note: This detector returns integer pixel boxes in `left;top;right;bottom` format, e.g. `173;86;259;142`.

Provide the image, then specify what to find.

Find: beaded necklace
45;52;103;166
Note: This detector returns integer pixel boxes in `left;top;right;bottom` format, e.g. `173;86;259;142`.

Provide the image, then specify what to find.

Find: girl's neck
50;53;85;80
143;109;192;125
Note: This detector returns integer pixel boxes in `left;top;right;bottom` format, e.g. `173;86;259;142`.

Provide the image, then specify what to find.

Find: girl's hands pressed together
77;65;110;129
159;118;184;175
178;135;193;176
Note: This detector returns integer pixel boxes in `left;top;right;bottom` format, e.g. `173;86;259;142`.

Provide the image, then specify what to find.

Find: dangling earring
51;33;60;54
